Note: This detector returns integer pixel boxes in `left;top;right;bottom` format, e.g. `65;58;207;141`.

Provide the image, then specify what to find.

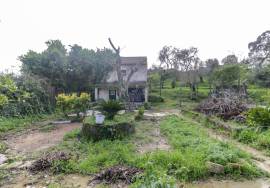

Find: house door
109;90;116;100
128;88;145;102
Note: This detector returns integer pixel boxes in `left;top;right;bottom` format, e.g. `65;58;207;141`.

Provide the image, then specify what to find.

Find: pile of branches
29;151;70;172
89;165;143;185
196;91;247;120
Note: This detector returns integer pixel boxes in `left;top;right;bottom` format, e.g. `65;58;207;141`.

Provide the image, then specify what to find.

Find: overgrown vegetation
45;115;264;187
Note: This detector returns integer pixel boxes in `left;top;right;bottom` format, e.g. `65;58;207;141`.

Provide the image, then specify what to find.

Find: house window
121;69;126;76
109;90;116;100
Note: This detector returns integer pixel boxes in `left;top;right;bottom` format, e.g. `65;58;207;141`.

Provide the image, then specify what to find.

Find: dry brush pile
29;151;70;173
196;91;247;120
89;165;143;185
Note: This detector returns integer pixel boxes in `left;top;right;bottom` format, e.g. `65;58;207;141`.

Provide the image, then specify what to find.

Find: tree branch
108;38;120;54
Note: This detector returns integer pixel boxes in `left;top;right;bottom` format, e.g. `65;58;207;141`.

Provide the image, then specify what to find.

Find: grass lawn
0;113;60;135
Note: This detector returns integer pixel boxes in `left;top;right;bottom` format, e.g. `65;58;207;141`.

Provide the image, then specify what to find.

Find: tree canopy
19;40;116;93
248;30;270;68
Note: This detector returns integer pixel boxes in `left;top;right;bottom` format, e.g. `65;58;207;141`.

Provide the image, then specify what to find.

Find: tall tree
20;40;115;94
158;46;173;69
171;47;200;99
20;40;68;93
205;58;219;74
108;38;139;105
221;54;238;65
248;30;270;68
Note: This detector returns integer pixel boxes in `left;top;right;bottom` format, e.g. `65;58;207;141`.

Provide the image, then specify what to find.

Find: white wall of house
144;87;148;102
95;88;119;101
98;89;109;101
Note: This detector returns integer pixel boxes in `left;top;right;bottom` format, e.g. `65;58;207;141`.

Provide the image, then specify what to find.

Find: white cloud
0;0;269;71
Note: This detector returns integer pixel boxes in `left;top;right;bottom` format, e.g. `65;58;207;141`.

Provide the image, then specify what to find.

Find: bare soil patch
5;123;81;154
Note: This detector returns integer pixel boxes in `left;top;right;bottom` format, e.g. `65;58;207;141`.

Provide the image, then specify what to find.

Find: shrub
257;131;270;149
171;80;176;89
56;93;90;117
148;95;164;103
72;92;91;117
56;94;73;117
246;107;270;128
143;102;151;110
0;94;8;107
236;129;258;144
99;100;123;120
135;107;144;120
0;74;53;117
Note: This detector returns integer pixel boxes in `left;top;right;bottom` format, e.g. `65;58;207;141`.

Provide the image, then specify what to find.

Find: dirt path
136;120;170;154
5;122;81;154
136;109;180;154
180;113;270;174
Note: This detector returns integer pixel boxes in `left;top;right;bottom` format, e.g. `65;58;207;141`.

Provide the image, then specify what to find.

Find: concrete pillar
145;87;148;102
95;88;98;101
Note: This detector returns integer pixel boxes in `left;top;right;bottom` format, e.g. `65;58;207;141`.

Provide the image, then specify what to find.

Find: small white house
94;56;148;103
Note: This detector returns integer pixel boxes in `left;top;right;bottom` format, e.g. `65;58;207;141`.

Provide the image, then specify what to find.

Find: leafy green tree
221;54;238;65
205;58;219;74
253;64;270;87
20;41;115;94
248;30;270;68
211;64;247;88
20;40;68;93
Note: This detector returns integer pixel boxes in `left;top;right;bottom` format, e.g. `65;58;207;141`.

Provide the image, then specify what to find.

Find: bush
56;94;73;117
56;93;90;117
143;102;151;110
171;80;176;89
237;129;258;144
0;94;8;107
0;74;53;117
99;100;123;120
135;107;144;120
257;131;270;149
247;107;270;128
148;95;164;103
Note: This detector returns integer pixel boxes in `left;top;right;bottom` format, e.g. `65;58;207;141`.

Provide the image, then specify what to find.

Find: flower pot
95;114;105;124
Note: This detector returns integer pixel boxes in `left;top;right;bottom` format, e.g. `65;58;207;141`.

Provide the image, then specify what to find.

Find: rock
86;110;94;116
0;154;8;165
227;162;243;169
117;110;125;115
206;161;224;174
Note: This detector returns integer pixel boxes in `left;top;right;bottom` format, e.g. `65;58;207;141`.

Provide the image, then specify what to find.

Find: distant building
94;56;148;103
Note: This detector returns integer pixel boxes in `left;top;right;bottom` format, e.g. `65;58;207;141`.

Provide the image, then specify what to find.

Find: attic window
121;69;126;76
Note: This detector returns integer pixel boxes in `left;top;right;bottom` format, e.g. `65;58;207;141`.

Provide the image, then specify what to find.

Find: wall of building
95;87;147;102
98;89;109;101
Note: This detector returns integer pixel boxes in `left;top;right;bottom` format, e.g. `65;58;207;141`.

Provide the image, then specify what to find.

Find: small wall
81;122;135;141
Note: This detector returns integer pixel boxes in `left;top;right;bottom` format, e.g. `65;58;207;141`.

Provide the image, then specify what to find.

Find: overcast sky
0;0;269;72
